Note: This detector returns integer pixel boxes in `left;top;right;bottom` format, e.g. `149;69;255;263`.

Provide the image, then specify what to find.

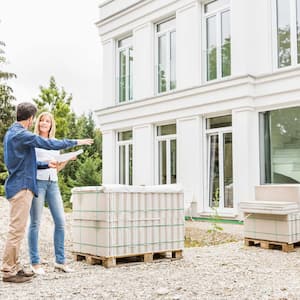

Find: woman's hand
48;160;58;168
76;139;94;146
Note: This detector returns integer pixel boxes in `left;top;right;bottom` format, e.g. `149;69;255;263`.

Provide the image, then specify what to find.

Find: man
2;102;93;283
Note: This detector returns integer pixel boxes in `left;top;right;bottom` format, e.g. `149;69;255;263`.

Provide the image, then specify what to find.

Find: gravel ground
1;197;300;299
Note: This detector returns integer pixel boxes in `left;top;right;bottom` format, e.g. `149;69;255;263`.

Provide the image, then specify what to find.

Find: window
117;36;133;103
204;0;231;81
156;18;176;93
156;124;177;184
260;107;300;184
206;115;233;209
117;130;133;185
276;0;300;68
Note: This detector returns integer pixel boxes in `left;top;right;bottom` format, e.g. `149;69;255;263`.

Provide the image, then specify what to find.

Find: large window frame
205;115;233;213
116;130;133;185
259;107;300;184
275;0;300;69
155;17;176;94
116;36;133;103
203;0;231;82
155;124;177;185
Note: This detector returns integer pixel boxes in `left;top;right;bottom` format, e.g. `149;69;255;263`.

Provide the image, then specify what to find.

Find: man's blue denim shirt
4;122;77;199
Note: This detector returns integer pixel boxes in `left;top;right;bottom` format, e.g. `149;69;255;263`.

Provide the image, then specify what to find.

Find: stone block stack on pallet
240;185;300;252
71;184;184;267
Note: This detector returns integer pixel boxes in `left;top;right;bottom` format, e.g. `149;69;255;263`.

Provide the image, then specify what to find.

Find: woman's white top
36;148;59;181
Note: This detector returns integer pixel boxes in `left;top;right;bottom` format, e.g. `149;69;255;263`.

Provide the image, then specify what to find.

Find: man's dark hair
16;102;37;121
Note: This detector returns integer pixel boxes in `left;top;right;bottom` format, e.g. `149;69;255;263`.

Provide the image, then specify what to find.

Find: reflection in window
276;0;300;67
261;107;300;183
158;140;167;184
204;1;231;81
223;133;233;208
209;134;220;207
277;0;291;68
221;10;231;77
207;16;217;81
157;124;177;184
117;130;133;185
156;18;176;93
118;36;133;102
297;0;300;63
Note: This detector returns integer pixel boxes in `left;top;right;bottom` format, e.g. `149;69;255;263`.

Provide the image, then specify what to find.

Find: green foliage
0;40;16;195
33;76;74;138
74;152;101;186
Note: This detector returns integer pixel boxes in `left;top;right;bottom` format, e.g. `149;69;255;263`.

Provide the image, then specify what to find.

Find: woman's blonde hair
34;111;56;138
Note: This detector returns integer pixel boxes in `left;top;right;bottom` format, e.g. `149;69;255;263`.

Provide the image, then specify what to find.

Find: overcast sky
0;0;101;116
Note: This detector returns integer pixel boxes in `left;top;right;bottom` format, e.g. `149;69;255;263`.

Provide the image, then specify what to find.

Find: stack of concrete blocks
71;184;184;257
240;185;300;243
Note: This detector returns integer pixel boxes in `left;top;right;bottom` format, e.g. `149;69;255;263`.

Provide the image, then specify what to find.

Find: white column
102;130;116;184
177;116;203;213
133;23;154;100
232;107;260;209
231;0;272;76
101;39;116;108
176;2;201;89
133;124;154;185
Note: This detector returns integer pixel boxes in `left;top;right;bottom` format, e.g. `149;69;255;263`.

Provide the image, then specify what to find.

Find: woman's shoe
54;263;74;273
30;264;45;275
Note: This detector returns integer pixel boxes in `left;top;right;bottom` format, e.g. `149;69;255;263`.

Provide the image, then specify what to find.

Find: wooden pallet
244;238;300;252
73;249;183;268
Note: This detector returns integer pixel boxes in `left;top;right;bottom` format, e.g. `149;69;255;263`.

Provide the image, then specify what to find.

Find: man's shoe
3;274;32;283
54;263;74;273
17;269;35;277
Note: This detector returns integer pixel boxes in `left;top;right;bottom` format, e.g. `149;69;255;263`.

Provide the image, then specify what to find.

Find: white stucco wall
133;124;154;185
96;0;300;217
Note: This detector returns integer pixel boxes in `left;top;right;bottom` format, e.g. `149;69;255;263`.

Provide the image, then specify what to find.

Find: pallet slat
73;249;183;268
244;238;298;252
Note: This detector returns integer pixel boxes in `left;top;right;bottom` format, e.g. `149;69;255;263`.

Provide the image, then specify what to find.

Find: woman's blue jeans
28;180;65;264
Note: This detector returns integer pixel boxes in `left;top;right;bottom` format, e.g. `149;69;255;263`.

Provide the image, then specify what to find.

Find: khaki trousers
2;189;33;277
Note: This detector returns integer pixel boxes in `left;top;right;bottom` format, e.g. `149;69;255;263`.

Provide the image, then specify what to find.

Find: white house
95;0;300;218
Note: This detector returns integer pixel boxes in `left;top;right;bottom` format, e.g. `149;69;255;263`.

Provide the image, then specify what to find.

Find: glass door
206;115;233;211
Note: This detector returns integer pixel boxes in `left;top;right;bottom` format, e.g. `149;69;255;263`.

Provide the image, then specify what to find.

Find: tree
33;76;74;138
0;41;16;195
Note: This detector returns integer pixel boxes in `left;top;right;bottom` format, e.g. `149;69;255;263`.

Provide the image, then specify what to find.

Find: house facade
95;0;300;218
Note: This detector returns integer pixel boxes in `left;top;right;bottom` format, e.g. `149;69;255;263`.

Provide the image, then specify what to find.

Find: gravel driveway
0;197;300;300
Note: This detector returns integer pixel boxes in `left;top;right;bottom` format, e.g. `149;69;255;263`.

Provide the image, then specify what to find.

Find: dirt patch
185;225;243;247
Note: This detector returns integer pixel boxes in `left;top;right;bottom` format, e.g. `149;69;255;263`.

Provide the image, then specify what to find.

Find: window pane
209;134;219;207
129;48;133;100
223;133;233;208
157;18;175;32
119;145;126;184
207;16;217;81
118;130;132;141
206;115;232;129
170;139;177;183
119;50;127;102
158;140;167;184
297;0;300;63
129;144;133;185
118;36;132;48
277;0;291;68
157;124;176;136
262;107;300;183
170;31;176;90
158;35;167;93
221;10;231;77
205;0;230;13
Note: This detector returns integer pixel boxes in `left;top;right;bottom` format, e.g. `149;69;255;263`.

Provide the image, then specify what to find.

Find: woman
28;112;91;274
